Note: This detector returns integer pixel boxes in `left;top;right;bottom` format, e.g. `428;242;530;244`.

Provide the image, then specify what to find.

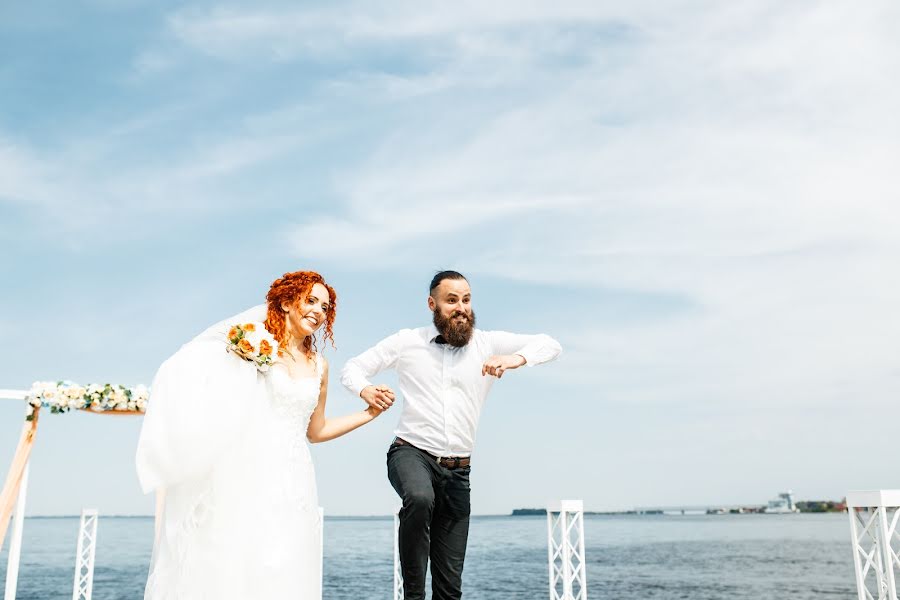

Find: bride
135;271;384;599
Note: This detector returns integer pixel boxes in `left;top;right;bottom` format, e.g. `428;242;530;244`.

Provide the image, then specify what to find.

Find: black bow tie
434;335;448;345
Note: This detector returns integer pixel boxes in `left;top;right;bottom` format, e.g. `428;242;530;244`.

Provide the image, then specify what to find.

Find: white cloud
0;119;313;238
166;1;650;60
266;0;900;424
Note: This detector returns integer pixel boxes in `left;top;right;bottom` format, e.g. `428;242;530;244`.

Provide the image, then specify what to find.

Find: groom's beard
433;309;476;347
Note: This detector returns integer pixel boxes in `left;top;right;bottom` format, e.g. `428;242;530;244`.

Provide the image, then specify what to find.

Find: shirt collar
428;325;443;344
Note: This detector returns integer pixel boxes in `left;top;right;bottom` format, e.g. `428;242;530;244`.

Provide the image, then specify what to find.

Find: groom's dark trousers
387;439;471;600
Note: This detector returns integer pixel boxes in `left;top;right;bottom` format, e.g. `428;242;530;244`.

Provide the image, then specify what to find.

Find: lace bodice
267;353;323;430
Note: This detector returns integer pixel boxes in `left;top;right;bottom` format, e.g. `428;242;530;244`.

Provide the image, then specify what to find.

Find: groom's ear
427;295;436;312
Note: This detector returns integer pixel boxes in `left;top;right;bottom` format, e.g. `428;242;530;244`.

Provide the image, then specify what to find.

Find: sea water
0;513;855;599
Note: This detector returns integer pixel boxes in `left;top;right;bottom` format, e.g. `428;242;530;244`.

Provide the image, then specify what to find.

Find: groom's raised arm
485;331;562;367
340;330;407;398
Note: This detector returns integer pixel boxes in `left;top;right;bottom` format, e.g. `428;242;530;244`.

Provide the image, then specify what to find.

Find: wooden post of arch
1;390;39;600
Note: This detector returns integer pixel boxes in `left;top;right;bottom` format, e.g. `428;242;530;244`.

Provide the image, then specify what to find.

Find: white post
394;509;404;600
318;507;324;593
547;500;587;600
3;463;30;600
72;509;99;600
2;389;30;600
848;501;869;600
847;490;900;600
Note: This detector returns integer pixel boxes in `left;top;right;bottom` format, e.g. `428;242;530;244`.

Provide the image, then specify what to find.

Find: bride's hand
365;405;384;419
361;385;395;411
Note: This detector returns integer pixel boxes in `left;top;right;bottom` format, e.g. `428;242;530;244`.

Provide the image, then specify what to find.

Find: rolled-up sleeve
340;330;407;396
485;331;562;367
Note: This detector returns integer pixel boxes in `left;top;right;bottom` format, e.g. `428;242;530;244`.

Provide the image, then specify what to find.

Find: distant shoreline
512;500;848;516
23;509;848;520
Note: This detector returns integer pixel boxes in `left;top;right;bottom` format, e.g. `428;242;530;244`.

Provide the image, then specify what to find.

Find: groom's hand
361;385;395;411
482;354;526;379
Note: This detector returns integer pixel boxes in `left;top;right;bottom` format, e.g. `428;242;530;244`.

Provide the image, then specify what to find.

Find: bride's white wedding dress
136;305;323;599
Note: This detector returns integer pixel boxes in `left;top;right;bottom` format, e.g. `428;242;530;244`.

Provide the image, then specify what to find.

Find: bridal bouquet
226;322;278;372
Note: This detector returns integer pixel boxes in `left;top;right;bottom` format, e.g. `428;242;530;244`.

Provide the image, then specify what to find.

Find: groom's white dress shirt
341;326;562;458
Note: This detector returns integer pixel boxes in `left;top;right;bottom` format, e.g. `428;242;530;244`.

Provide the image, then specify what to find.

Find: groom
341;270;561;600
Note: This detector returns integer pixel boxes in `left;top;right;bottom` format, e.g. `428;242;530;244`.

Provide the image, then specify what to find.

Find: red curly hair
264;271;337;358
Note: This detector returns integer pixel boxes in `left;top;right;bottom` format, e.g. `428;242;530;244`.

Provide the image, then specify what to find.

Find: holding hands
361;384;395;411
481;354;526;379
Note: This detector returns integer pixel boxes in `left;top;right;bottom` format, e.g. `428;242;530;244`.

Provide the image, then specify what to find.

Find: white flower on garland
25;380;150;421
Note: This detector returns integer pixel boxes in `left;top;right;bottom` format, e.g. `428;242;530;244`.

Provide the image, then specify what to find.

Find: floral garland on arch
24;381;149;421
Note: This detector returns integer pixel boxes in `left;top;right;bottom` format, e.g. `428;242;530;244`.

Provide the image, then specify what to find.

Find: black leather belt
393;437;471;469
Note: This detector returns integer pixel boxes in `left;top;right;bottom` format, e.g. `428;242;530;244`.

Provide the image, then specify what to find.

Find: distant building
763;491;800;514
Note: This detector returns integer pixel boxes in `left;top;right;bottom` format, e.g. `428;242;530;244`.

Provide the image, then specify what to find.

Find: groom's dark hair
430;270;468;295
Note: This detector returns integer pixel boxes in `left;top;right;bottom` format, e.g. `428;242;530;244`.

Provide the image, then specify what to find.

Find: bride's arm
307;359;381;443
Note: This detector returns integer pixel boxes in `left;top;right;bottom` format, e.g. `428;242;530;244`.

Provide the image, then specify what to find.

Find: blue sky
2;0;899;517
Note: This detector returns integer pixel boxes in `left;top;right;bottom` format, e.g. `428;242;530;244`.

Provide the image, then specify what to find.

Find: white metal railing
548;500;587;600
848;490;900;600
72;509;99;600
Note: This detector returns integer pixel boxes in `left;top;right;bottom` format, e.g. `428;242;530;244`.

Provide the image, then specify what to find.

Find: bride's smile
283;282;331;343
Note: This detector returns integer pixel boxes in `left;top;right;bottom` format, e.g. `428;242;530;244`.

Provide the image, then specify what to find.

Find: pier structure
847;490;900;600
72;509;98;600
547;499;587;600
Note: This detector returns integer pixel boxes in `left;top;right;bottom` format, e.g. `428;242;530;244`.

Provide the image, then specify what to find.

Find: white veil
135;304;270;596
136;304;268;493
